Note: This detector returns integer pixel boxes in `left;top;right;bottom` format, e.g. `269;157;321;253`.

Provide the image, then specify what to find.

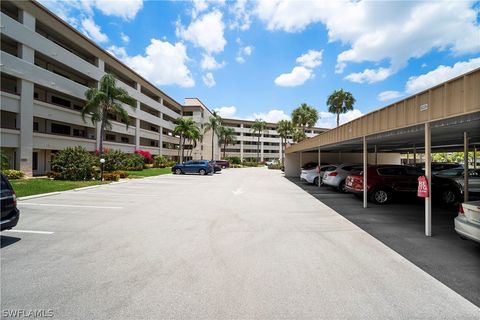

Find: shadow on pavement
1;235;21;248
286;176;480;307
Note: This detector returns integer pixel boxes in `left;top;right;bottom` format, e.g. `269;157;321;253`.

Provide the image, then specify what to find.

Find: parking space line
18;203;123;209
3;229;54;235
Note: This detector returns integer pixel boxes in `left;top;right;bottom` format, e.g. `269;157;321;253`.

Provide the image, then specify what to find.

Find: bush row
1;169;25;180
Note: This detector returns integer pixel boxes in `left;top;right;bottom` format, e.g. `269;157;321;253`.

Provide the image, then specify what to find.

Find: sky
38;0;480;128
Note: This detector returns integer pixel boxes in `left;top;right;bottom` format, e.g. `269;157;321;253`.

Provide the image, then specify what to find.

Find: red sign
417;176;429;198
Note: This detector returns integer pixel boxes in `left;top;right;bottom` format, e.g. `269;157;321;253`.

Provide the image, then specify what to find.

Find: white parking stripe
18;203;123;209
3;229;54;235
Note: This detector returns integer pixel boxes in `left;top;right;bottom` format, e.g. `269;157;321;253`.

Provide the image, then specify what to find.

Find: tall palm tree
291;103;319;133
276;119;294;164
251;119;267;163
185;127;202;159
326;89;356;127
218;126;236;159
82;73;136;155
204;111;222;160
174;117;200;163
292;129;307;143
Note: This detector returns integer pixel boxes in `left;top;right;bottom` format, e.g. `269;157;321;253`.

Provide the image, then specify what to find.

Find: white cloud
81;18;109;43
107;45;127;59
405;57;480;94
243;46;253;56
236;56;246;64
316;109;364;128
274;66;313;87
296;50;323;68
229;0;252;30
202;72;216;87
118;39;194;88
120;32;130;44
344;67;392;84
176;10;226;54
247;109;291;123
215;106;237;118
256;1;480;82
378;91;402;102
191;0;208;18
94;0;143;20
200;54;225;70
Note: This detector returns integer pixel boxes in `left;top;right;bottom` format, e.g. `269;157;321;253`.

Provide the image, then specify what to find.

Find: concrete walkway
2;168;479;319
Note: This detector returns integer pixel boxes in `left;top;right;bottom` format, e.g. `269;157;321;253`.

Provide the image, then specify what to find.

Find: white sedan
300;165;337;186
455;200;480;243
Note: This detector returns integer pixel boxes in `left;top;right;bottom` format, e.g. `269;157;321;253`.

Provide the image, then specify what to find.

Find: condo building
0;0;325;176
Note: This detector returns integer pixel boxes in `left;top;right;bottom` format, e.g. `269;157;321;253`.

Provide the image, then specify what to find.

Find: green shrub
230;164;243;168
165;160;177;167
124;153;144;171
1;169;25;179
154;155;169;168
144;163;154;169
224;156;241;165
242;161;260;167
51;147;97;180
102;172;120;181
268;163;283;170
101;149;127;172
0;152;10;170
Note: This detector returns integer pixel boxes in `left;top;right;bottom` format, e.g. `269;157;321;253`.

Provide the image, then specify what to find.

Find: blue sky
39;0;480;127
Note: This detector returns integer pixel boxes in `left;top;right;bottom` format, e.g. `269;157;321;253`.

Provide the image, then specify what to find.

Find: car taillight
328;172;338;176
458;205;464;215
12;191;17;207
316;166;320;173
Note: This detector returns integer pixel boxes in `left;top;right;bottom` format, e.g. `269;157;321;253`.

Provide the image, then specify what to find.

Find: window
32;152;38;171
33;122;39;132
377;167;405;176
121;137;129;143
51;96;71;108
51;123;70;135
72;129;86;137
106;134;116;142
183;111;193;116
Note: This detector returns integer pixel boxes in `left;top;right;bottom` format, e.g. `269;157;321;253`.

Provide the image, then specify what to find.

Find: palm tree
82;73;136;155
185;127;202;159
251;119;267;163
218;126;236;159
204;111;222;160
292;129;307;143
276;119;294;164
326;89;356;127
291;103;319;133
174;117;200;163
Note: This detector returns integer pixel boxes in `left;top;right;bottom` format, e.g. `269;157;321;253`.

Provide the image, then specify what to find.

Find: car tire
338;181;348;193
199;169;206;175
370;187;391;204
175;168;182;175
441;188;459;205
313;177;319;186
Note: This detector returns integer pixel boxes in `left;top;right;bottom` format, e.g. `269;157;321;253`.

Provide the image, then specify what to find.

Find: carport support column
425;123;432;237
464;132;469;202
318;147;321;188
299;152;303;171
374;145;378;165
363;136;367;209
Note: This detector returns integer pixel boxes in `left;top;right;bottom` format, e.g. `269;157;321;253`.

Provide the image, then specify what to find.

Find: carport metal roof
286;68;480;155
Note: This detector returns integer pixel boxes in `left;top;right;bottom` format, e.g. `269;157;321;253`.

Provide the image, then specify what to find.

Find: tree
174;117;200;163
204;111;222;160
276;120;294;165
82;73;136;155
291;103;319;133
251;119;267;163
326;89;356;127
292;129;307;143
218;126;237;159
185;125;202;159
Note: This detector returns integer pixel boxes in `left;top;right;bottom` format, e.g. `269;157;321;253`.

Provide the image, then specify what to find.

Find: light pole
100;158;105;181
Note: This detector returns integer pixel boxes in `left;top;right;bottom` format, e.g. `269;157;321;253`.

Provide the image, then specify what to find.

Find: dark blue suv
172;160;213;175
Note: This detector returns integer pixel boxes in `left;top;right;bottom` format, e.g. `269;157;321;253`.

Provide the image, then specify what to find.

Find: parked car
214;160;230;169
1;173;20;231
301;162;318;170
265;159;279;166
455;201;480;243
415;162;463;174
210;161;222;173
300;165;337;186
323;164;361;192
345;165;467;205
172;160;213;175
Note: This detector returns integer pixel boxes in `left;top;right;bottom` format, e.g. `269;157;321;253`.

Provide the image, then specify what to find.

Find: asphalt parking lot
289;177;480;307
1;168;479;319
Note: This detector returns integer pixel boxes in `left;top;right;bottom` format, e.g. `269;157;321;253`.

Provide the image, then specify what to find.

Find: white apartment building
184;98;326;162
1;0;183;176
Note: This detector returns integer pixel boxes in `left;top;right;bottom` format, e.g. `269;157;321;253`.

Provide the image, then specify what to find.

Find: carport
286;68;480;236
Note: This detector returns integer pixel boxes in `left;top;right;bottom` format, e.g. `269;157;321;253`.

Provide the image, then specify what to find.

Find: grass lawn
11;179;109;197
125;167;172;178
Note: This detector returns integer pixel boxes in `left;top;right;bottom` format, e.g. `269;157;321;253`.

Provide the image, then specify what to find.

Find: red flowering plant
135;150;153;164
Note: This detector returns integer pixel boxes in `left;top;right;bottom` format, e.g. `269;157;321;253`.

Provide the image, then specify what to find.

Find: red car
214;160;230;169
345;165;423;204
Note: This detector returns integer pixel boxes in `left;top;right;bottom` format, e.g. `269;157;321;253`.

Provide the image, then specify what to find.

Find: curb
17;181;120;201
